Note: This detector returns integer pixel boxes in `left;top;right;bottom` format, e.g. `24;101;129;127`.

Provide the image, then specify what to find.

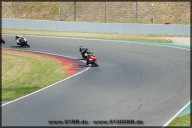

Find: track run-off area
2;35;190;126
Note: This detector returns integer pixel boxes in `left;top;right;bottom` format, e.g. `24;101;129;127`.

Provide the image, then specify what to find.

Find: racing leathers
15;35;21;43
81;48;91;59
15;35;27;45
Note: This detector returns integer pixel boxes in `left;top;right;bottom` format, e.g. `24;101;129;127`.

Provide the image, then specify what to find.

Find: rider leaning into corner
15;35;27;43
15;35;30;47
79;46;91;58
82;47;90;55
79;46;93;65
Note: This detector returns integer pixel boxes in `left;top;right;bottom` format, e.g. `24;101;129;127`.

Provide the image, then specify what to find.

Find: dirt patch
163;37;190;46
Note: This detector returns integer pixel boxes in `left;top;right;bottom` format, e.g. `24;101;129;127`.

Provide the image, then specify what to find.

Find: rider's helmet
79;46;84;52
16;35;20;39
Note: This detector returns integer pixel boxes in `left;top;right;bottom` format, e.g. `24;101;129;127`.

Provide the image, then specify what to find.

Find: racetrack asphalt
2;35;190;126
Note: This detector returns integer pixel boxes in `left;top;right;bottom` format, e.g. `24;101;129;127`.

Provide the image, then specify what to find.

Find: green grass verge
3;28;189;43
168;114;190;126
2;49;70;101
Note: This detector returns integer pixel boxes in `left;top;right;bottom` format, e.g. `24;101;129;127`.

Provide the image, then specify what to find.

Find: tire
93;60;99;67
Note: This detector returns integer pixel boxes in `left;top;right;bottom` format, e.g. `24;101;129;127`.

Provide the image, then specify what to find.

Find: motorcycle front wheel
93;60;99;67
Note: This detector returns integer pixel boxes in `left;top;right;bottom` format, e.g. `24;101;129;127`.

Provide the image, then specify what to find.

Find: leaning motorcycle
15;36;30;47
88;55;99;67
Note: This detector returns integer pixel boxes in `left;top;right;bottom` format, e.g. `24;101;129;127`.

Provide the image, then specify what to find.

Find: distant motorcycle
88;54;99;67
15;35;30;47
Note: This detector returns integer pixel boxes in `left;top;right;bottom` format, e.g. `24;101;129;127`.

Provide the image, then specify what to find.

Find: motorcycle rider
15;35;21;43
15;35;27;43
81;47;91;59
15;35;30;47
82;48;90;54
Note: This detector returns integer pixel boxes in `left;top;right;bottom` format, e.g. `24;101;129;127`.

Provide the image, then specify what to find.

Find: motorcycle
15;36;30;47
88;54;99;67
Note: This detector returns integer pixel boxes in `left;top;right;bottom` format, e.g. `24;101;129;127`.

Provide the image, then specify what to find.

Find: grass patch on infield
2;49;70;101
3;28;189;43
169;114;190;126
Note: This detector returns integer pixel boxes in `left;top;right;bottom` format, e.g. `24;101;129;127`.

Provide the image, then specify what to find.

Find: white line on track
2;34;190;126
1;48;90;107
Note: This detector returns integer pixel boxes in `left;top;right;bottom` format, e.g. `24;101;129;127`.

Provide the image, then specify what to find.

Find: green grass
168;114;190;126
2;49;70;101
2;28;189;43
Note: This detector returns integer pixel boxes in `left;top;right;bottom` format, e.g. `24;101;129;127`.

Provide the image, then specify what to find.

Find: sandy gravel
163;37;190;46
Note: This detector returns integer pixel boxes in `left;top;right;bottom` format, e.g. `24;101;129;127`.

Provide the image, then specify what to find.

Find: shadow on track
75;58;85;60
10;46;30;48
